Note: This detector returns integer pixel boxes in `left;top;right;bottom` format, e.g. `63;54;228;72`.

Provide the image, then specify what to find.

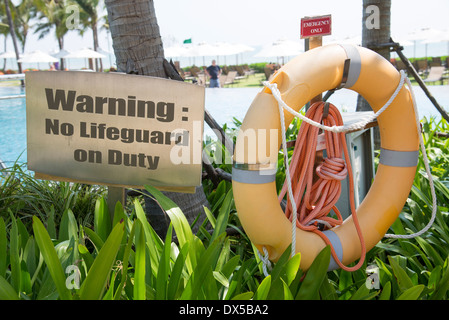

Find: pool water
0;85;26;166
0;84;448;166
203;84;449;134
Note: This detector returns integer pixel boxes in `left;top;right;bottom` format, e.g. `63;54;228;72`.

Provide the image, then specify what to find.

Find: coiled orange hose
279;101;366;271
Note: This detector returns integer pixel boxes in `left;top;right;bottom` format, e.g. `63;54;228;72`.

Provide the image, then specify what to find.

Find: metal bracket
322;102;330;119
323;58;351;102
338;58;351;89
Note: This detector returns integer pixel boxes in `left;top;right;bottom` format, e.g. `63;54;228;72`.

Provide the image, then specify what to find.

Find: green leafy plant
1;117;448;300
0;184;360;300
0;162;106;230
368;116;449;300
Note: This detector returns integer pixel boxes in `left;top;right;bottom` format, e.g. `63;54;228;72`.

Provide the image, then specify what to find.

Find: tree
357;0;391;149
357;0;391;113
13;0;36;52
0;3;11;69
105;0;209;238
105;0;166;77
3;0;22;75
73;0;102;71
34;0;71;70
361;0;391;61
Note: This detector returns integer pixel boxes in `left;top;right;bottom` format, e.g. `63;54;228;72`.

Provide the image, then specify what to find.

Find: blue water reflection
0;84;447;165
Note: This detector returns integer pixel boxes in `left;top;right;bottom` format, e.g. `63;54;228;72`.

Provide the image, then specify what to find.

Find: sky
7;0;449;69
155;0;449;45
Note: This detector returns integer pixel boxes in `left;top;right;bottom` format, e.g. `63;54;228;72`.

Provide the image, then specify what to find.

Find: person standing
206;60;221;88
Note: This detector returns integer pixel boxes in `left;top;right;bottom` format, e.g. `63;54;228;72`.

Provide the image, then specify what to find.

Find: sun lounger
413;60;429;75
224;71;237;86
243;64;256;76
430;57;441;67
219;74;227;87
395;59;407;71
197;73;208;86
424;66;445;84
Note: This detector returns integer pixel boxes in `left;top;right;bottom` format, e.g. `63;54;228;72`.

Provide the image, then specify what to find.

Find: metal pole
393;43;449;123
107;186;126;222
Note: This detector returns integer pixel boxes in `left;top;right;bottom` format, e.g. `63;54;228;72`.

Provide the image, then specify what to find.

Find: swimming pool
0;85;26;166
0;83;448;166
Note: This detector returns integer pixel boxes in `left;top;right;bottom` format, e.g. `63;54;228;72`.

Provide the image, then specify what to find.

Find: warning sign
300;15;332;39
26;71;205;192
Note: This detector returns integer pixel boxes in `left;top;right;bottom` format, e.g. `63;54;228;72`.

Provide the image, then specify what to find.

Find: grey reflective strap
232;164;277;184
379;148;419;167
338;44;362;89
323;230;343;271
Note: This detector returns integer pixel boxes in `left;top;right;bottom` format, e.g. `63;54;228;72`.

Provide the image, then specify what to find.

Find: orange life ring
232;44;419;271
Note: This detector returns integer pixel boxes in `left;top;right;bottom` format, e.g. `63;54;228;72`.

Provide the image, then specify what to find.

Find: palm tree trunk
105;0;166;77
361;0;391;61
357;0;391;148
58;36;65;70
105;0;210;238
92;18;101;71
91;19;103;72
357;0;391;112
3;0;22;76
3;36;7;70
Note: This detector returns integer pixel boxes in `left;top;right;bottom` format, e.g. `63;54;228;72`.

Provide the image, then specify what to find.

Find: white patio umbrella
96;47;110;55
18;50;58;69
0;51;19;59
163;43;198;65
50;49;72;70
211;42;254;56
405;27;446;58
421;29;449;56
18;50;58;63
233;43;255;54
51;49;71;59
326;34;362;46
202;42;254;65
64;48;106;59
387;34;413;47
164;44;191;58
96;47;113;67
167;42;255;66
407;27;445;42
255;38;303;64
65;48;106;70
189;42;220;65
178;42;224;66
0;51;21;70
